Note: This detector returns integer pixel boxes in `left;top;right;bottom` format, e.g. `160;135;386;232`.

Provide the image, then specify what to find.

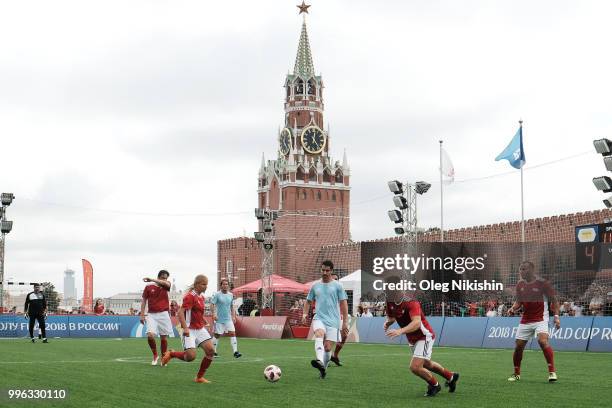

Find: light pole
0;193;15;312
254;208;277;312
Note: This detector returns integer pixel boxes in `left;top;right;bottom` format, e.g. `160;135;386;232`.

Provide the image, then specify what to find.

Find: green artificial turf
0;338;610;407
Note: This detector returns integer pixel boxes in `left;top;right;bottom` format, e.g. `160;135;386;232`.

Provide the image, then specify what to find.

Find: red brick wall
217;237;262;290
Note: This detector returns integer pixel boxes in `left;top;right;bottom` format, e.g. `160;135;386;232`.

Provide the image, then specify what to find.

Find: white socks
324;351;331;368
230;336;238;353
212;337;218;352
315;338;324;362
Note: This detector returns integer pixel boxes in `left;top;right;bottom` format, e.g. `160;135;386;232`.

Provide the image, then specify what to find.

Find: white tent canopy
340;269;361;316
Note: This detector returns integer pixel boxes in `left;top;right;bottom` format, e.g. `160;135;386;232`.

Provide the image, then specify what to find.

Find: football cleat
151;356;159;366
311;359;326;379
330;356;342;366
194;377;211;384
425;383;441;397
214;352;219;358
233;351;242;358
31;338;36;343
507;374;520;382
445;372;459;392
548;372;558;382
161;351;173;366
42;339;48;344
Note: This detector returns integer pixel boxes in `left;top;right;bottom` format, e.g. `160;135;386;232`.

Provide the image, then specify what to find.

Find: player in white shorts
162;274;215;384
139;270;172;365
211;278;241;358
507;260;560;383
303;260;349;379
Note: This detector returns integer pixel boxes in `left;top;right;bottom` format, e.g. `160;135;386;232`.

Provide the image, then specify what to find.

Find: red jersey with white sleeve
142;284;170;313
515;278;555;324
386;300;435;345
182;290;206;330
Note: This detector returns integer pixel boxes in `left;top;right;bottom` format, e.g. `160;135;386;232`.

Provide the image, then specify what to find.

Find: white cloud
1;0;610;298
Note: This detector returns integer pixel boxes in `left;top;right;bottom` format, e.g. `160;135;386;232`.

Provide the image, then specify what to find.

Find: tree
40;282;60;313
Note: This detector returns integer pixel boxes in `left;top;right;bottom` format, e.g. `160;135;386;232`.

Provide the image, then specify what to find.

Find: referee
24;284;48;343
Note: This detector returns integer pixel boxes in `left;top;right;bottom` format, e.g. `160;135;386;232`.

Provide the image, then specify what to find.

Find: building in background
62;268;77;308
218;11;351;289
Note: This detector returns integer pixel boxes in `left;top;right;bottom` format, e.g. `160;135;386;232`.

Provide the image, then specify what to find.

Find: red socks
543;346;555;373
170;351;186;361
439;369;453;381
427;376;438;386
147;337;157;357
513;349;523;375
161;338;168;354
197;356;213;378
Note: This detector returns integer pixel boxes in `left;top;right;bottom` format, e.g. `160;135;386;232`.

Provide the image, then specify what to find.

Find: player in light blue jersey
211;279;242;358
303;260;349;379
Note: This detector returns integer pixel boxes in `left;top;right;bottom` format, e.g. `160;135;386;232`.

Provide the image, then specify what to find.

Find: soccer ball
264;365;282;382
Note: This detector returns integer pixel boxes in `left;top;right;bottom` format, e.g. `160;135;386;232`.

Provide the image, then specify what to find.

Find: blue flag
495;127;525;169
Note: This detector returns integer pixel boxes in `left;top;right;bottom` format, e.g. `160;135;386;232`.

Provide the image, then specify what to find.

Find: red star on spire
297;1;311;15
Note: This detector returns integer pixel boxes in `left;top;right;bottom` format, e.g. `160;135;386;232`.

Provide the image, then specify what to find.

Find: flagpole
519;120;525;260
439;140;444;243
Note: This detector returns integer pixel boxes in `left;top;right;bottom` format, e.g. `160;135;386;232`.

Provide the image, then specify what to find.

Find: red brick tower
256;12;351;283
218;8;351;289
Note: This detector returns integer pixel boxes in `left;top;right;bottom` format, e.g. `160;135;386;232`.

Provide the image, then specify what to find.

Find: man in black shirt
24;284;48;343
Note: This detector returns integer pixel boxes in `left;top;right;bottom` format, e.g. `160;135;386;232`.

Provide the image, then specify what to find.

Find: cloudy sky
1;0;609;298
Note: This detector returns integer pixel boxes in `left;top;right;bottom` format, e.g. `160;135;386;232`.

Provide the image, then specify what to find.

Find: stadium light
394;226;406;235
264;243;273;250
255;208;265;219
593;176;612;192
604;196;612;209
393;195;408;210
415;181;431;195
1;193;14;206
593;138;612;156
387;210;403;223
264;221;273;232
603;156;612;172
254;232;265;242
387;180;403;195
0;221;12;234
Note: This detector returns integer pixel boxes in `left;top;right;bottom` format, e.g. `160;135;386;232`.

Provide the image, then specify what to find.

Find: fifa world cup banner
587;316;612;352
82;259;94;313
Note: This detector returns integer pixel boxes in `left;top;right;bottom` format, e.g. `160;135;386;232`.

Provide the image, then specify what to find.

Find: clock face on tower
279;127;292;155
300;125;326;154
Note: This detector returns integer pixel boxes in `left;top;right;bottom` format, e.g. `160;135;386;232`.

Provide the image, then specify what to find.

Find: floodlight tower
254;208;277;311
387;181;431;249
0;193;15;311
593;139;612;207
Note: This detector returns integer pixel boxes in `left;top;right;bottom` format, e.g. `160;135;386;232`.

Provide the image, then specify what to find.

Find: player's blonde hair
188;274;208;291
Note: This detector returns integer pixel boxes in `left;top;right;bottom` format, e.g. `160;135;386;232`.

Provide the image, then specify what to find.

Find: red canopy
233;274;310;295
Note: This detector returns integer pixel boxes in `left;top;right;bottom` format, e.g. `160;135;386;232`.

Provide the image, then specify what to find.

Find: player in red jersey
139;270;172;366
161;274;215;383
507;260;560;382
384;279;459;397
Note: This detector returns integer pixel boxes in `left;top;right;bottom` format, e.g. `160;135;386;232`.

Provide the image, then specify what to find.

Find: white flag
441;148;455;184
